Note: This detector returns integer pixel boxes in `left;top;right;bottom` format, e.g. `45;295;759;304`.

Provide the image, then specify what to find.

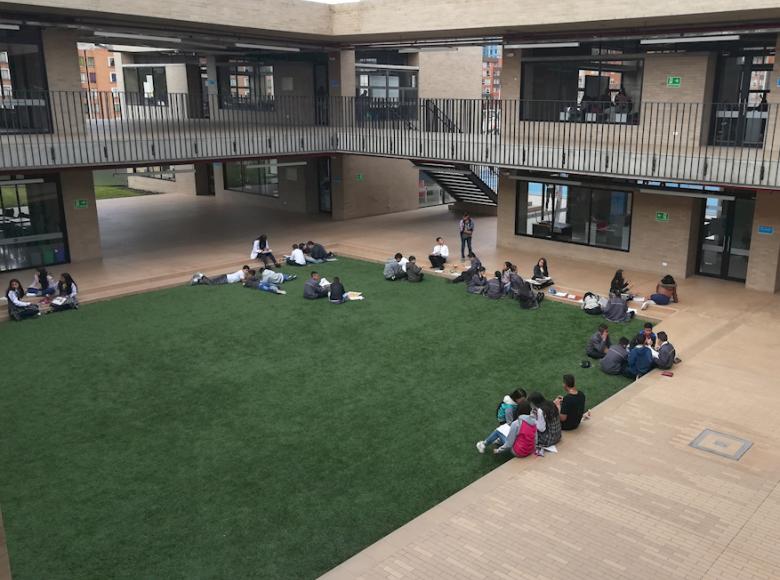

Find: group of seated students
303;272;361;303
587;322;678;378
286;241;336;266
476;374;588;458
383;253;424;282
453;256;550;310
6;268;79;321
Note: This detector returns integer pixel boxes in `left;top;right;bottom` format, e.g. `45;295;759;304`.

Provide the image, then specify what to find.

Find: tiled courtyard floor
2;192;779;580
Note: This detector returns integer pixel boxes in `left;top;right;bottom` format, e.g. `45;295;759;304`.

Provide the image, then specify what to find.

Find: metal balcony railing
1;90;779;188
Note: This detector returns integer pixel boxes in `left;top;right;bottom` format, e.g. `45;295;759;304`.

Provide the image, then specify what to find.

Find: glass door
698;197;755;281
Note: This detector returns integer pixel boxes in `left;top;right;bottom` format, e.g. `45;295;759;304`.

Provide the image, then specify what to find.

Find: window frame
514;179;633;252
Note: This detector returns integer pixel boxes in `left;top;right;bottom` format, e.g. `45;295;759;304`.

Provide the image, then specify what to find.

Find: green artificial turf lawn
0;258;643;579
95;185;160;200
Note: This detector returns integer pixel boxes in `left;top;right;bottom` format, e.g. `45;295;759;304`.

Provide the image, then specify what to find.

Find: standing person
383;253;407;281
586;324;611;359
191;265;250;286
601;337;630;375
555;374;587;431
532;258;554;289
50;273;79;312
459;213;475;260
5;279;40;320
641;275;679;310
303;272;330;299
406;256;424;282
250;234;280;268
428;237;450;271
27;268;57;302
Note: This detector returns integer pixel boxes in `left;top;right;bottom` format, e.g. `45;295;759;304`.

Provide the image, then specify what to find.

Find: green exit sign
666;76;682;88
74;199;89;209
656;211;670;222
356;173;364;182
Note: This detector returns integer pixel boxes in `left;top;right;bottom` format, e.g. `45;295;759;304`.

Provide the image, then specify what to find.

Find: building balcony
1;91;779;188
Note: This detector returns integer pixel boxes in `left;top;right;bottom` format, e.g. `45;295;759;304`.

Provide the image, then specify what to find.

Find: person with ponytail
50;273;79;313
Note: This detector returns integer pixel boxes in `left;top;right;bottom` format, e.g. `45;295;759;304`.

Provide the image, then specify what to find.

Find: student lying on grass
191;265;250;286
243;269;286;295
476;401;537;457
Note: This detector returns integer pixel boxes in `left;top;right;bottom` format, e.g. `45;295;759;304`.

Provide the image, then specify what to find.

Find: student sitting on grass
536;399;562;450
600;337;630;375
602;290;634;322
329;276;347;304
532;257;554;289
286;244;307;266
654;331;678;370
496;389;527;425
485;271;504;299
191;265;250;286
27;268;57;301
555;374;587;431
303;272;330;299
626;335;654;378
510;274;544;310
630;322;657;349
6;279;40;320
306;241;335;262
451;252;481;284
50;273;79;313
501;262;515;294
586;323;611;359
243;269;286;295
476;401;537;457
466;266;488;295
384;253;407;281
406;256;424;282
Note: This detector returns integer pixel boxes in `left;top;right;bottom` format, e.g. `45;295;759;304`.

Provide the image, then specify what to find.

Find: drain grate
689;429;752;460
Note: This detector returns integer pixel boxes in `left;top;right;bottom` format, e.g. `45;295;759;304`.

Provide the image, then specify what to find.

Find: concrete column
746;189;780;293
193;162;214;195
327;49;355;98
42;29;83;135
60;170;102;262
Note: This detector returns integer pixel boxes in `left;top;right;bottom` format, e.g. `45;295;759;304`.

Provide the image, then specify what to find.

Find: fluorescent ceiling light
0;178;44;185
508;175;582;186
504;42;579;49
0;23;21;30
398;47;457;53
235;43;300;52
640;188;735;200
640;35;740;45
245;161;307;169
94;31;181;43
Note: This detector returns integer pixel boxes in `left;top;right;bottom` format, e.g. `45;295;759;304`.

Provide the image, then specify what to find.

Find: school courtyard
2;192;780;579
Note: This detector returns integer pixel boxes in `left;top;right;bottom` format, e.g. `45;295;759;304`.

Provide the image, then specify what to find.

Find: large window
0;176;68;272
131;165;176;181
224;160;279;197
521;48;643;125
217;64;274;109
124;66;168;106
515;180;632;251
0;27;50;132
711;49;774;147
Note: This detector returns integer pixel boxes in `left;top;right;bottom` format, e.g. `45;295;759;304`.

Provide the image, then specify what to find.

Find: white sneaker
433;269;444;273
493;447;502;454
276;289;287;295
641;300;654;311
475;441;486;454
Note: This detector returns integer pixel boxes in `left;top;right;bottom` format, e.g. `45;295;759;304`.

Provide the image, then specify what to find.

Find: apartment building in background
78;44;121;119
481;44;502;99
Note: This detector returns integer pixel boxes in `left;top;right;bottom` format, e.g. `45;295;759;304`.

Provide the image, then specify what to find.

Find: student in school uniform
600;337;630;375
476;401;537;457
303;272;330;299
286;244;308;266
259;266;297;287
405;256;424;282
306;241;335;262
428;237;449;271
191;266;250;285
50;273;79;313
6;279;40;320
329;276;347;304
383;253;407;281
485;271;504;299
466;266;488;295
531;258;554;289
654;331;678;370
586;324;611;359
243;269;286;295
27;268;57;302
250;234;280;268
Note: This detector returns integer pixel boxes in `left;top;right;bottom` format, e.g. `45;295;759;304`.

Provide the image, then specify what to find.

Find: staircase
414;161;498;207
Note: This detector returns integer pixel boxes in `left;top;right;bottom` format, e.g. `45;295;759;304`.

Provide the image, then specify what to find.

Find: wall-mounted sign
74;199;89;209
666;76;682;88
655;211;669;222
356;173;364;182
776;78;780;88
758;225;774;235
